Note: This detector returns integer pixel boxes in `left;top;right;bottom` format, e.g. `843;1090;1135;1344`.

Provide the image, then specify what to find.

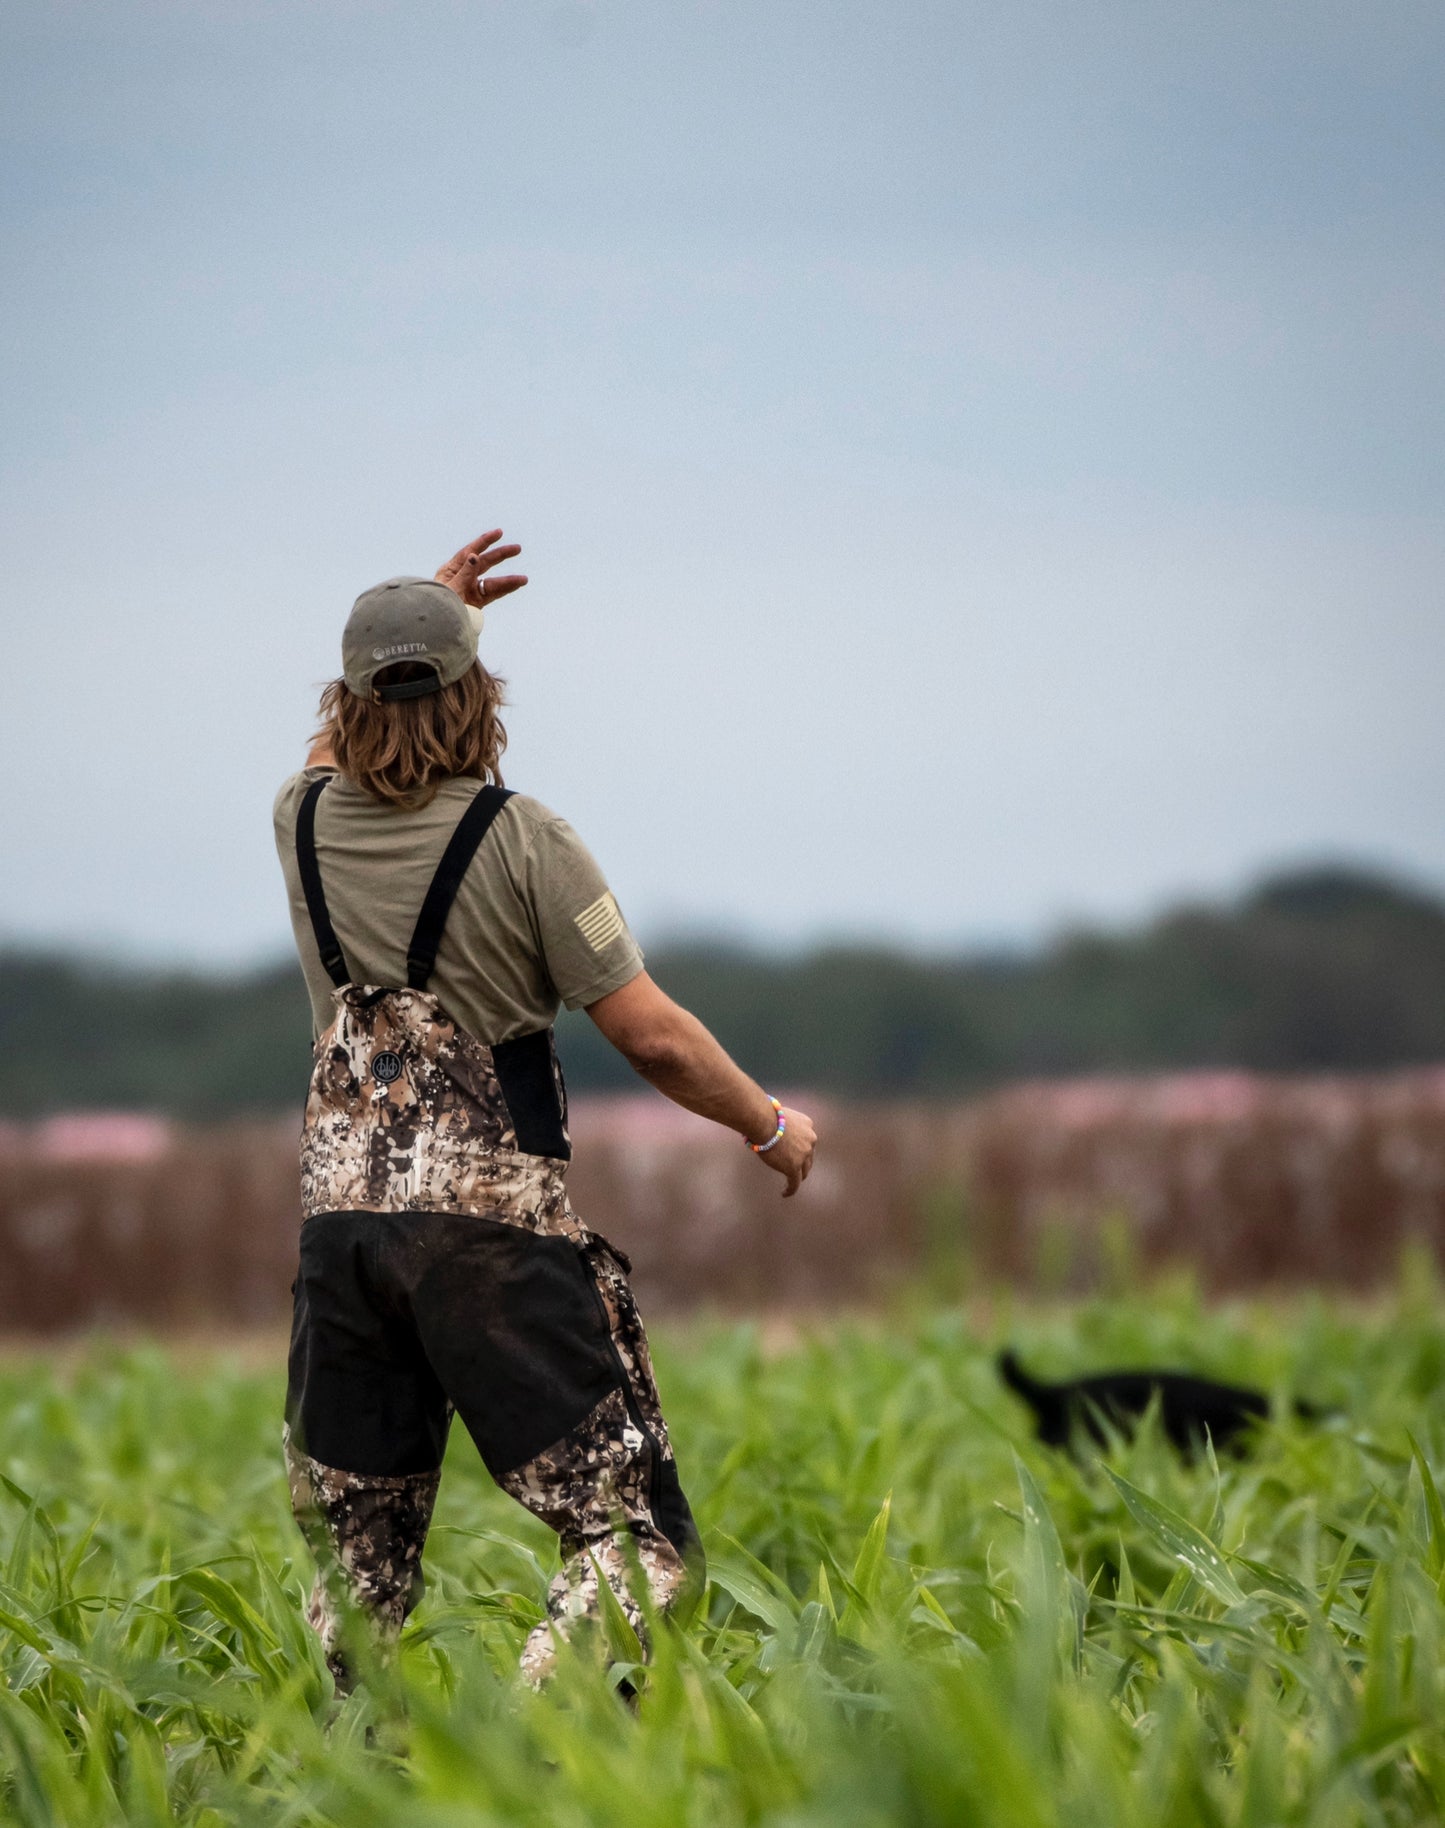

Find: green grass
2;1267;1445;1825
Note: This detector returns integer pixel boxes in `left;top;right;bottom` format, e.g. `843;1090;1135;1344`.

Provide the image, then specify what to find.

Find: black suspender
406;785;513;988
294;777;513;993
294;777;351;987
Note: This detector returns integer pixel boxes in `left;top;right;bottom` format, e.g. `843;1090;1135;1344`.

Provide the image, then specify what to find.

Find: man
275;528;817;1691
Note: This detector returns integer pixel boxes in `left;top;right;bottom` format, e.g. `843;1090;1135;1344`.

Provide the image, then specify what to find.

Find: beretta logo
372;641;429;661
371;1051;404;1085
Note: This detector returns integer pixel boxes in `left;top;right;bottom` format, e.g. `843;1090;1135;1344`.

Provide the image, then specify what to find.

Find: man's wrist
744;1095;786;1152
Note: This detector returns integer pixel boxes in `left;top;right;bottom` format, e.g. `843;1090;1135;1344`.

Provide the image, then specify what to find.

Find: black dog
998;1349;1312;1454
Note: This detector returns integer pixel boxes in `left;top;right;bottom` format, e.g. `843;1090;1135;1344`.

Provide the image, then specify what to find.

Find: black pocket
491;1028;572;1159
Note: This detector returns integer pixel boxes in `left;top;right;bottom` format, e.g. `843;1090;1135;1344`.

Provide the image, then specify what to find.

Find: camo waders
283;776;702;1689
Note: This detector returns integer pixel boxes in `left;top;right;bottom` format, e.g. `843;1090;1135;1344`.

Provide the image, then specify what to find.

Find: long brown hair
313;661;508;808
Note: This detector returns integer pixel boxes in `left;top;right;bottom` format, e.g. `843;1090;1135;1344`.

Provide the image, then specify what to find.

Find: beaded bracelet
748;1096;788;1155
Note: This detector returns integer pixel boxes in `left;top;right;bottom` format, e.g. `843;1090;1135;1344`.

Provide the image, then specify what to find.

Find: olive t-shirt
273;767;644;1044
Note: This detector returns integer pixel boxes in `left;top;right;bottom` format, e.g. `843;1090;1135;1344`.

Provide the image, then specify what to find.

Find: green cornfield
2;1268;1445;1826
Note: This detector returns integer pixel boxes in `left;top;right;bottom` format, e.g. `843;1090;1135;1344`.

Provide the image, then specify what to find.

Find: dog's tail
997;1348;1045;1404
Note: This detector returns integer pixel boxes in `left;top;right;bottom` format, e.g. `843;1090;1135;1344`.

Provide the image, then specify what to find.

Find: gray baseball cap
341;577;485;702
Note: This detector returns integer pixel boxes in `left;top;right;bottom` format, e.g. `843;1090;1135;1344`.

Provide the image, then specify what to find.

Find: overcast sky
3;0;1442;965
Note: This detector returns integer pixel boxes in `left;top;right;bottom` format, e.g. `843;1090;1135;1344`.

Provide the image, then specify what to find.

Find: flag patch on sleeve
575;891;626;953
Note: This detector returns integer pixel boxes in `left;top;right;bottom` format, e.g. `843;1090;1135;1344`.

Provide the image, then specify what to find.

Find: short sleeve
523;817;645;1010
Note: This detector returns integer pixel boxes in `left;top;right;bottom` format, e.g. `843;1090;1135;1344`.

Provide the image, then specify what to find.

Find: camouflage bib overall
283;775;701;1689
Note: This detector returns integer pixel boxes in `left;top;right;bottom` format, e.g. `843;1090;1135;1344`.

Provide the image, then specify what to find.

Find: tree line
5;865;1444;1120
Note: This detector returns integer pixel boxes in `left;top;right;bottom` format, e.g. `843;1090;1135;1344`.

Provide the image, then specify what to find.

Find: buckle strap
294;776;351;988
406;784;514;990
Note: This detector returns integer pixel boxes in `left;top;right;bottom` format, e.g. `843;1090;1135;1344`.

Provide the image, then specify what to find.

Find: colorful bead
748;1097;788;1154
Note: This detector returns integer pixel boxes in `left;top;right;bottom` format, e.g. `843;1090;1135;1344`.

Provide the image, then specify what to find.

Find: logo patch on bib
372;1050;403;1085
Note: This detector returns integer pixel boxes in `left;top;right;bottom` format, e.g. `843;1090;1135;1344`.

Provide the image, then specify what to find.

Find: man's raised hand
435;529;529;611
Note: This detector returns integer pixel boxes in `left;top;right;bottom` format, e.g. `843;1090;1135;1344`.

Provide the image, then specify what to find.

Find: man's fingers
471;542;522;573
442;530;505;573
481;574;528;600
782;1150;812;1196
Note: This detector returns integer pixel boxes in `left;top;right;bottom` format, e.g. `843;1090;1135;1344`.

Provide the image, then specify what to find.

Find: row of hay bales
2;1073;1444;1330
